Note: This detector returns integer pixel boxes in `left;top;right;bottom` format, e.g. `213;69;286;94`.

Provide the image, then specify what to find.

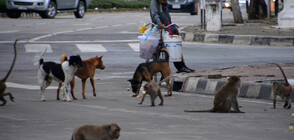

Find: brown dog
57;54;105;100
128;49;172;97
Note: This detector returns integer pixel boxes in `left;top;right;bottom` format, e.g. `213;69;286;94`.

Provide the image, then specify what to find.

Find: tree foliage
0;0;6;13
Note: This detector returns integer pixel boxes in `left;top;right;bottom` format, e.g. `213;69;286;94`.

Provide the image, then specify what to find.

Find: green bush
89;0;150;9
0;0;6;13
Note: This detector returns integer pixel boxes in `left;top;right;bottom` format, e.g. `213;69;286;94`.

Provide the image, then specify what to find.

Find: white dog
37;53;84;102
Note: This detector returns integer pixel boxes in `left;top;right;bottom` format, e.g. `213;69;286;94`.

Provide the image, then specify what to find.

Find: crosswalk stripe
6;82;57;90
22;43;142;53
24;44;52;52
128;43;140;52
76;44;107;52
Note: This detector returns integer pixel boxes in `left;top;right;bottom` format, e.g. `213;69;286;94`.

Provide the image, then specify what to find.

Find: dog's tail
60;54;68;63
34;48;47;66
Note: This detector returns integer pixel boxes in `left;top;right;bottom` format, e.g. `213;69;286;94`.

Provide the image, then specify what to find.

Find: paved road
0;12;294;140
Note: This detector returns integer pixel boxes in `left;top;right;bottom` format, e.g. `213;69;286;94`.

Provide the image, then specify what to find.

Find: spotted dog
37;51;84;102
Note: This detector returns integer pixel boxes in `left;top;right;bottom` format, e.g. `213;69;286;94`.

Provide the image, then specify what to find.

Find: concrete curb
180;32;294;46
179;76;294;102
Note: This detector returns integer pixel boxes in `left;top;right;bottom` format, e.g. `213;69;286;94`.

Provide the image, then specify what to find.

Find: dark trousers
173;55;187;70
173;61;186;70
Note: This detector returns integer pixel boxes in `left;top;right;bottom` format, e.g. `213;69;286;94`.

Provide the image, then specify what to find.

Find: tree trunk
260;0;267;18
231;0;243;23
248;0;268;19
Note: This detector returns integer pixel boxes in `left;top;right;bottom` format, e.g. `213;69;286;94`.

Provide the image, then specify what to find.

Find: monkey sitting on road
72;123;120;140
269;63;292;109
0;39;18;106
184;76;244;113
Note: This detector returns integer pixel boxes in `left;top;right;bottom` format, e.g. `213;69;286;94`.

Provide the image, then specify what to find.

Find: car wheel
7;10;21;18
74;1;86;18
190;2;198;15
40;1;57;18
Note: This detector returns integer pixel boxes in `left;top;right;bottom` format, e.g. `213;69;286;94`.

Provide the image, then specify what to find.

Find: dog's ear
128;79;133;83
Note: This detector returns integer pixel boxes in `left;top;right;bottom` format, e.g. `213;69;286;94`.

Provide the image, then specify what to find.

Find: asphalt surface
177;12;294;102
0;11;294;140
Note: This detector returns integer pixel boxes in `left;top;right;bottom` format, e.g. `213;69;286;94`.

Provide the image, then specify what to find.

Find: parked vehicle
6;0;87;18
222;0;232;10
167;0;199;15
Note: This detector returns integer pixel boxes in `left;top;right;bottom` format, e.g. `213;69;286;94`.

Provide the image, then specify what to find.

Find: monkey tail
2;39;18;82
184;109;214;113
269;63;289;85
158;75;179;84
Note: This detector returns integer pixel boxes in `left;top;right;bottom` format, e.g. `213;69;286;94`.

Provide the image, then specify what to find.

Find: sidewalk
176;18;294;102
180;19;294;46
172;63;294;102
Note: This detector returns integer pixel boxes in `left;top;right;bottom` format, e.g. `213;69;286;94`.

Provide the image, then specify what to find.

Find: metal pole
201;0;206;29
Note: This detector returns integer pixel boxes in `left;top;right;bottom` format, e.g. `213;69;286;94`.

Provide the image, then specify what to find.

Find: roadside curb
180;32;294;46
176;76;294;102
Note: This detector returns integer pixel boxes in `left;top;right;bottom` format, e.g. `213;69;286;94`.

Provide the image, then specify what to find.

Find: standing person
150;0;195;73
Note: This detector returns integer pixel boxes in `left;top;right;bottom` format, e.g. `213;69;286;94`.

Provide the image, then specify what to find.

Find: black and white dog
38;54;84;102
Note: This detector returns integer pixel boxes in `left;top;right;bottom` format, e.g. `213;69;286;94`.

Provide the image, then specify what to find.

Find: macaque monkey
270;63;292;109
72;123;120;140
139;82;164;106
0;39;17;106
139;75;178;106
184;76;244;113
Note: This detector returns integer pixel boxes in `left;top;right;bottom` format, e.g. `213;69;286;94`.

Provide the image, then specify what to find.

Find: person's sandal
176;67;192;73
186;67;195;72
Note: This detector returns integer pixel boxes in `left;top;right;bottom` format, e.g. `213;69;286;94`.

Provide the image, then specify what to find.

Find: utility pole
200;0;206;29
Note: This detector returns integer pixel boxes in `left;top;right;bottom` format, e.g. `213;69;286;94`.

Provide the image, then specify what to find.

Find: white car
6;0;87;18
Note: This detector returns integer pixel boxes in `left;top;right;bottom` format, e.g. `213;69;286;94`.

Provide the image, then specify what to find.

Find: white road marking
128;43;140;52
0;30;19;33
28;24;123;42
29;30;75;42
76;44;107;52
6;82;57;90
5;82;273;106
119;31;140;34
0;40;139;44
24;44;53;52
112;24;123;27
